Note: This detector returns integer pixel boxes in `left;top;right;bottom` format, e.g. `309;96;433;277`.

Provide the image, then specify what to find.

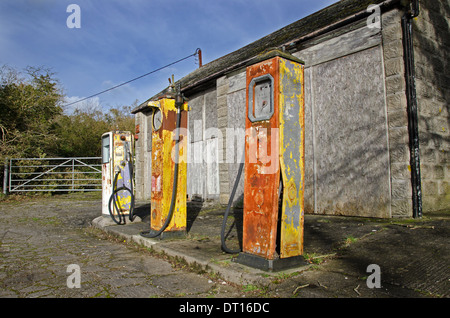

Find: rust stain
110;131;133;215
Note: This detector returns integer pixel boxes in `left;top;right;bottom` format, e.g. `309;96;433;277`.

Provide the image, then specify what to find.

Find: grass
343;235;358;247
16;216;62;226
240;284;271;297
303;252;329;264
0;191;102;204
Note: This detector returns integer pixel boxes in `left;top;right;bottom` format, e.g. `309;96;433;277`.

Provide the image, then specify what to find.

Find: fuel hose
108;157;135;225
221;153;283;254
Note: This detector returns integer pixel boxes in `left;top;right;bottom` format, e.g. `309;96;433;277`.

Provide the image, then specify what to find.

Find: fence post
72;159;75;191
3;159;8;195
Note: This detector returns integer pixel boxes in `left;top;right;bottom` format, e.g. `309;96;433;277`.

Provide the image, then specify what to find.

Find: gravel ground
1;192;448;300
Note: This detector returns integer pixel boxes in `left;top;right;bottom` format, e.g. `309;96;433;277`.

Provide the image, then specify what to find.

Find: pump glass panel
101;135;110;164
248;74;274;122
153;108;162;130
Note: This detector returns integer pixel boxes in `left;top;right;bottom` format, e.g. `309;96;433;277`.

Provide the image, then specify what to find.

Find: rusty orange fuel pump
222;50;306;271
140;83;189;239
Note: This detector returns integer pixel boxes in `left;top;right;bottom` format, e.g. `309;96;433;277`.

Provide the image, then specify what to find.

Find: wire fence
3;157;102;194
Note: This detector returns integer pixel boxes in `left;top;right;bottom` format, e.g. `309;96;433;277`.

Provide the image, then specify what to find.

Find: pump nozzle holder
175;84;184;109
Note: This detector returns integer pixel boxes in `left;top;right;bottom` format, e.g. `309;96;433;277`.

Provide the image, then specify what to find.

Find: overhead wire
64;49;201;107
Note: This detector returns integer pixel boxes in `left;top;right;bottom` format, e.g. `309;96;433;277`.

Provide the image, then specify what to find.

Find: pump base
141;229;187;240
235;252;307;272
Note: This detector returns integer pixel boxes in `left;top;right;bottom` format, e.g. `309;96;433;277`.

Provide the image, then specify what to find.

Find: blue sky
0;0;338;114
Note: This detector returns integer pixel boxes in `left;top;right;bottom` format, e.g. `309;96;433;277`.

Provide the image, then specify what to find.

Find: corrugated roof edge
132;0;403;114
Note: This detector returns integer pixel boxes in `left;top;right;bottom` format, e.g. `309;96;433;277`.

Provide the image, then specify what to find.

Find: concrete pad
92;215;311;286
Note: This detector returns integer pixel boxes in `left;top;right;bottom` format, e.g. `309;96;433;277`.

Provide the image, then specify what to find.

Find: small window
102;134;110;164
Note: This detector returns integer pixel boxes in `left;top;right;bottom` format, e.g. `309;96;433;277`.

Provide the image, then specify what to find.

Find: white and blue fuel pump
101;130;136;224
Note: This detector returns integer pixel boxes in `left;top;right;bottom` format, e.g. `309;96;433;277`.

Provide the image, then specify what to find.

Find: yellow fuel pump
222;50;306;271
140;84;189;239
101;130;135;224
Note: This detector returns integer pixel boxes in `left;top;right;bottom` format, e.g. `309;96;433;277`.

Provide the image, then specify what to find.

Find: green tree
1;64;137;193
54;103;135;157
55;105;108;157
0;65;64;160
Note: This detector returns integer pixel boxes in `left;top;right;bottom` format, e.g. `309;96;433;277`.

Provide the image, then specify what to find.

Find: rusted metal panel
113;132;133;213
102;133;113;216
279;58;305;258
243;57;280;260
150;99;188;233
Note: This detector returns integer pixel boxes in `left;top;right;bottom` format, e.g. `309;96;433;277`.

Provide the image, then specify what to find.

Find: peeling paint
149;98;188;233
243;54;305;260
279;58;305;258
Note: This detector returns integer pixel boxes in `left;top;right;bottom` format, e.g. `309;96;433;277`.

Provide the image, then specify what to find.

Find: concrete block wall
134;111;145;200
413;0;450;213
381;8;413;217
217;71;247;206
134;110;152;200
217;76;230;205
186;87;220;201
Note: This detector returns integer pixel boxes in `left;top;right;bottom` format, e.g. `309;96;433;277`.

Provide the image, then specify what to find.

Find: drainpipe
401;0;422;218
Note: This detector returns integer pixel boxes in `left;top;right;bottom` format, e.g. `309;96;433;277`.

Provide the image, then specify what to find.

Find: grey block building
132;0;449;218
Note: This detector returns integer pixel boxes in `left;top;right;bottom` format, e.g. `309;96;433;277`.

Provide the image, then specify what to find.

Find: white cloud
63;96;101;115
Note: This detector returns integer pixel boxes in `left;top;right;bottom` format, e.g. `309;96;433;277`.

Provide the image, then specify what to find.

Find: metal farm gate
3;157;102;194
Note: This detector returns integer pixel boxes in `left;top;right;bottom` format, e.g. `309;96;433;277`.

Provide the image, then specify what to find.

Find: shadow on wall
413;1;450;212
304;47;391;218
